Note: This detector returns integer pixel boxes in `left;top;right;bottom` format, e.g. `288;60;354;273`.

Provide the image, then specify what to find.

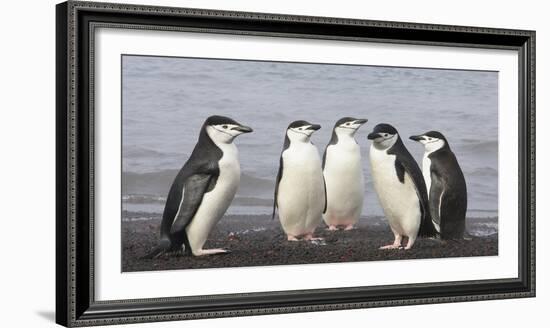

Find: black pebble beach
122;214;498;272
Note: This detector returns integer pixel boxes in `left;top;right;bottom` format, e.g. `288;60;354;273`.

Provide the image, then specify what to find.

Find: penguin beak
367;132;380;140
233;125;253;133
355;118;368;125
307;124;321;131
409;135;424;142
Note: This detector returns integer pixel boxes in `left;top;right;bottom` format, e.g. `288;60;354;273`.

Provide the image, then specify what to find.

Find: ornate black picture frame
56;1;535;326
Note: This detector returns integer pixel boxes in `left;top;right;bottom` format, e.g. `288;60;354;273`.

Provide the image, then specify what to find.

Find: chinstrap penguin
322;117;368;231
410;131;467;239
143;115;253;258
367;123;437;249
273;120;326;241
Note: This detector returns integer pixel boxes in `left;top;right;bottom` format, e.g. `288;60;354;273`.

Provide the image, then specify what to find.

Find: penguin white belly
422;153;432;198
323;144;364;226
186;144;240;253
278;144;325;237
369;146;420;237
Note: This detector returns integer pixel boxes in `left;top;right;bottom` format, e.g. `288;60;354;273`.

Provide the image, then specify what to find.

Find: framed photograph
56;1;535;326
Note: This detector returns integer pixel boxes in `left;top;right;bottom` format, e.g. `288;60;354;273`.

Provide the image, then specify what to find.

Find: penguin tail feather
418;220;438;238
141;239;172;260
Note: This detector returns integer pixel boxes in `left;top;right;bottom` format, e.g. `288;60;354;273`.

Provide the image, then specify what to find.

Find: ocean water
122;55;498;220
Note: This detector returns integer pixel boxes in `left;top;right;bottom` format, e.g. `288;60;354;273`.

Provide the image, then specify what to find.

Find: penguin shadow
317;231;348;244
420;237;449;248
406;237;469;253
373;237;446;252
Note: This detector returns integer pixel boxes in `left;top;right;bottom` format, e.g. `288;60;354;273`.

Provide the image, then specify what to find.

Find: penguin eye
299;127;303;130
346;122;351;126
222;125;228;129
384;133;388;137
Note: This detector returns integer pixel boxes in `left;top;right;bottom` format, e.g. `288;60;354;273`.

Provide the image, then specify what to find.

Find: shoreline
122;215;498;272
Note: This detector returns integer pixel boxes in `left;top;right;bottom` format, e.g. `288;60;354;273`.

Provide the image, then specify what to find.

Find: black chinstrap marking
211;126;236;137
289;128;313;137
337;126;359;131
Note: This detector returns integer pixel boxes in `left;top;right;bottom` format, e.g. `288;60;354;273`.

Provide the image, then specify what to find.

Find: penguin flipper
322;177;328;214
322;145;328;170
391;153;436;238
272;156;284;220
429;173;444;232
429;170;445;226
170;173;214;237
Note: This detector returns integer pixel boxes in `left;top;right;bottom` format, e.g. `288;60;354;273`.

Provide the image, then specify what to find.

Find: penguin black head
333;117;368;135
286;120;321;143
367;123;400;149
204;115;253;144
409;131;449;152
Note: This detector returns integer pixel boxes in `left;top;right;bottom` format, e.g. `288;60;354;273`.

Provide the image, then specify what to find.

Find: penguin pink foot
344;224;355;231
193;248;231;256
327;225;338;231
287;235;299;241
380;234;403;250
